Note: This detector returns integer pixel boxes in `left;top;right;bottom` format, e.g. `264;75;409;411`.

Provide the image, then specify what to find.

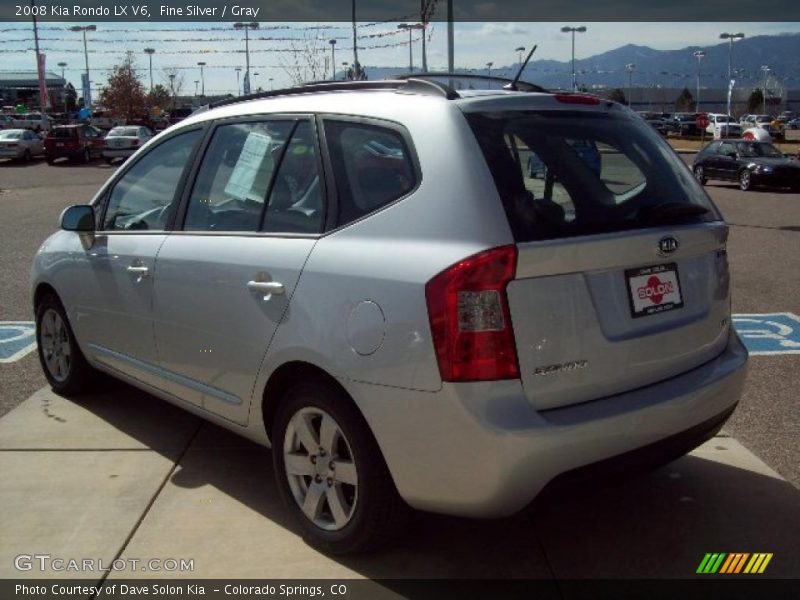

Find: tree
98;55;146;120
608;88;626;104
279;32;331;85
63;82;77;112
748;88;764;114
162;68;185;101
146;84;171;110
675;87;696;112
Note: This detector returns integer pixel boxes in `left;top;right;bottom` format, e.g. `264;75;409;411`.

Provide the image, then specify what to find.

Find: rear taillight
131;139;139;146
425;245;520;382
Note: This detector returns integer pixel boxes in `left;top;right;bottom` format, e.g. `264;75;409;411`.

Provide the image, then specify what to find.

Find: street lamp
328;39;338;81
268;77;274;90
194;80;199;96
234;22;259;94
561;26;587;91
693;50;705;111
398;23;424;73
253;72;260;91
197;61;206;97
515;46;526;67
57;61;67;80
486;61;493;78
143;47;155;92
235;67;242;95
720;32;745;116
625;63;636;107
69;25;96;107
761;65;770;114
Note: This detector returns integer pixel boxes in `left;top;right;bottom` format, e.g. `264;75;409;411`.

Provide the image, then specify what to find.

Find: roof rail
394;72;549;94
208;78;457;109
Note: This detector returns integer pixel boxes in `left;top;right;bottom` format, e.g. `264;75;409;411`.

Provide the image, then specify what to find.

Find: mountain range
357;33;800;91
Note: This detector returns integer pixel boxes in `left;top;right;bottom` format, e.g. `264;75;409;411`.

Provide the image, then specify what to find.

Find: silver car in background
31;78;748;554
102;125;154;164
0;128;44;161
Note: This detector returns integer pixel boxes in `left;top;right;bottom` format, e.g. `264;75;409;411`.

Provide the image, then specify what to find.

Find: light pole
398;23;424;73
329;39;337;80
268;77;274;90
168;73;175;110
234;21;259;94
197;61;206;97
486;62;493;78
143;47;155;92
515;46;525;67
70;24;96;107
720;32;745;116
693;50;705;111
626;63;636;107
235;67;242;95
761;65;770;114
253;72;259;91
342;62;349;81
194;80;199;96
561;26;587;91
57;61;67;80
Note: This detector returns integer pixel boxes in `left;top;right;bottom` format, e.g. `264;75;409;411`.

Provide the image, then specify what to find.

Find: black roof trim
393;72;549;94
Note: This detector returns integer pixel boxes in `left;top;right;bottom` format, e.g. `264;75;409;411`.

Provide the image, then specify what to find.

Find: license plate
625;263;684;318
56;142;64;147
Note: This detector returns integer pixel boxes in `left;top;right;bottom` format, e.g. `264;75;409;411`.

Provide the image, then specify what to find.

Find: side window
719;142;736;156
323;120;416;227
262;120;324;234
102;129;202;231
183;120;295;232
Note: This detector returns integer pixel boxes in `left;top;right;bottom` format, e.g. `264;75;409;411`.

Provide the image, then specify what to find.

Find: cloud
475;23;529;36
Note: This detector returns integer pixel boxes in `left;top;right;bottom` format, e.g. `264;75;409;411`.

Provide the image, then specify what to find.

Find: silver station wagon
31;76;748;554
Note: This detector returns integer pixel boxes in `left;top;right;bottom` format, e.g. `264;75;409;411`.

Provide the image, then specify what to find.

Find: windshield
51;128;77;138
0;131;22;139
755;116;772;122
109;127;140;137
736;142;783;158
466;110;719;242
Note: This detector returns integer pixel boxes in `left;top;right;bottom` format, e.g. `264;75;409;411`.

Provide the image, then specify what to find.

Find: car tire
739;169;752;192
105;157;113;165
23;149;32;162
46;157;54;165
35;294;94;396
693;165;707;185
82;148;91;163
272;380;408;555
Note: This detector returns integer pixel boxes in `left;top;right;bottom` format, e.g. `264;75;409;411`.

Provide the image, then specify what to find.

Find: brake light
425;245;520;382
554;93;601;105
131;139;139;146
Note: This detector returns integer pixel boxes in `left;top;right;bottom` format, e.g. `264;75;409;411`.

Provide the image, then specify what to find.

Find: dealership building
0;71;67;110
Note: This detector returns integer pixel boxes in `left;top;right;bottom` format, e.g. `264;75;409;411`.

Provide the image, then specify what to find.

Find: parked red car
44;124;105;164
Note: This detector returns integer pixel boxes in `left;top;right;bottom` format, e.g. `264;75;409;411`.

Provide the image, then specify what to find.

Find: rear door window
323;120;416;227
466;111;719;242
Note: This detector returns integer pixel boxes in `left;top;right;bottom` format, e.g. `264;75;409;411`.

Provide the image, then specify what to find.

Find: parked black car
637;111;668;135
667;113;702;137
692;139;800;192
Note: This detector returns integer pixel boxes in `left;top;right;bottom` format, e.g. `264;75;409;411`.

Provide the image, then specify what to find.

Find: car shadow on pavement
62;379;800;581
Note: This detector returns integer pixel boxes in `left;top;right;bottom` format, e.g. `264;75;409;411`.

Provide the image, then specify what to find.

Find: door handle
126;265;150;279
247;280;285;301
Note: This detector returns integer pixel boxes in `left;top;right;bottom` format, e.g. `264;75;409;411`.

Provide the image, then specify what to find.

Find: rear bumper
102;148;135;158
347;331;748;518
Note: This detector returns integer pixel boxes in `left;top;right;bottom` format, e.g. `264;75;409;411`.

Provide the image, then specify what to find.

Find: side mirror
60;205;95;232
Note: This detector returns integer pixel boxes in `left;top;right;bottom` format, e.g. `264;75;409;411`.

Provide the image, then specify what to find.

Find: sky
2;21;799;97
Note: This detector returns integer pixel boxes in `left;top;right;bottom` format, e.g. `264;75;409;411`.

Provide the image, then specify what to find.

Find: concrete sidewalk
1;381;799;583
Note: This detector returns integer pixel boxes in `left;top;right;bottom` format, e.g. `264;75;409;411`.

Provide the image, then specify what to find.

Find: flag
81;72;92;108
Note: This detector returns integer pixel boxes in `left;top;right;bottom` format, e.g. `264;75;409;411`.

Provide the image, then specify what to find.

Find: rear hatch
45;127;79;151
105;127;141;149
465;99;731;411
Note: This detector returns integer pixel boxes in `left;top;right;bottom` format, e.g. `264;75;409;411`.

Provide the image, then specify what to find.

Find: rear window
466;110;719;242
51;128;77;139
109;127;139;137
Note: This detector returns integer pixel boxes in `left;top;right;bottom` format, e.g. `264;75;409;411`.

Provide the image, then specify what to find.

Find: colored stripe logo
697;553;773;574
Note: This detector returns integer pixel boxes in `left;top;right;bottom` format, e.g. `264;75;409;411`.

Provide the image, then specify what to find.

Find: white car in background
0;128;44;161
706;114;742;137
102;126;154;164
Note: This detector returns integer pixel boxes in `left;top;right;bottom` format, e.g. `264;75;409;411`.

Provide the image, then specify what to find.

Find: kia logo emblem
658;236;679;255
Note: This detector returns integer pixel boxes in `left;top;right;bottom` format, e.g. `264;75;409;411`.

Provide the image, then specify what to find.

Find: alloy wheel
283;407;358;531
39;308;71;383
739;170;751;191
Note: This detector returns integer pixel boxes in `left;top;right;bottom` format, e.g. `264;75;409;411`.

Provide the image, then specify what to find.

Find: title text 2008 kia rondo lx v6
32;77;748;554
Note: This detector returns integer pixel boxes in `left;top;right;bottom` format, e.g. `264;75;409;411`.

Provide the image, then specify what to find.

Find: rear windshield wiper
636;202;709;224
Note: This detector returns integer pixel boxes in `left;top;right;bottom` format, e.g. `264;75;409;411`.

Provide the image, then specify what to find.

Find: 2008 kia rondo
31;76;748;554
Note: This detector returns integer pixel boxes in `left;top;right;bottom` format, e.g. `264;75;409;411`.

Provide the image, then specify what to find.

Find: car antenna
509;45;537;91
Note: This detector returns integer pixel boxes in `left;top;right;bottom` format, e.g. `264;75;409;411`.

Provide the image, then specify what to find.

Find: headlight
755;165;773;173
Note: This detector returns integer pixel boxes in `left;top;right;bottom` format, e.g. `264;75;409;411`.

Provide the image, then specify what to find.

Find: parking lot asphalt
0;155;799;582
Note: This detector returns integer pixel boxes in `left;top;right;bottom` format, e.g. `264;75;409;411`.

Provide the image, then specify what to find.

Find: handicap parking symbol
732;313;800;355
0;321;37;363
